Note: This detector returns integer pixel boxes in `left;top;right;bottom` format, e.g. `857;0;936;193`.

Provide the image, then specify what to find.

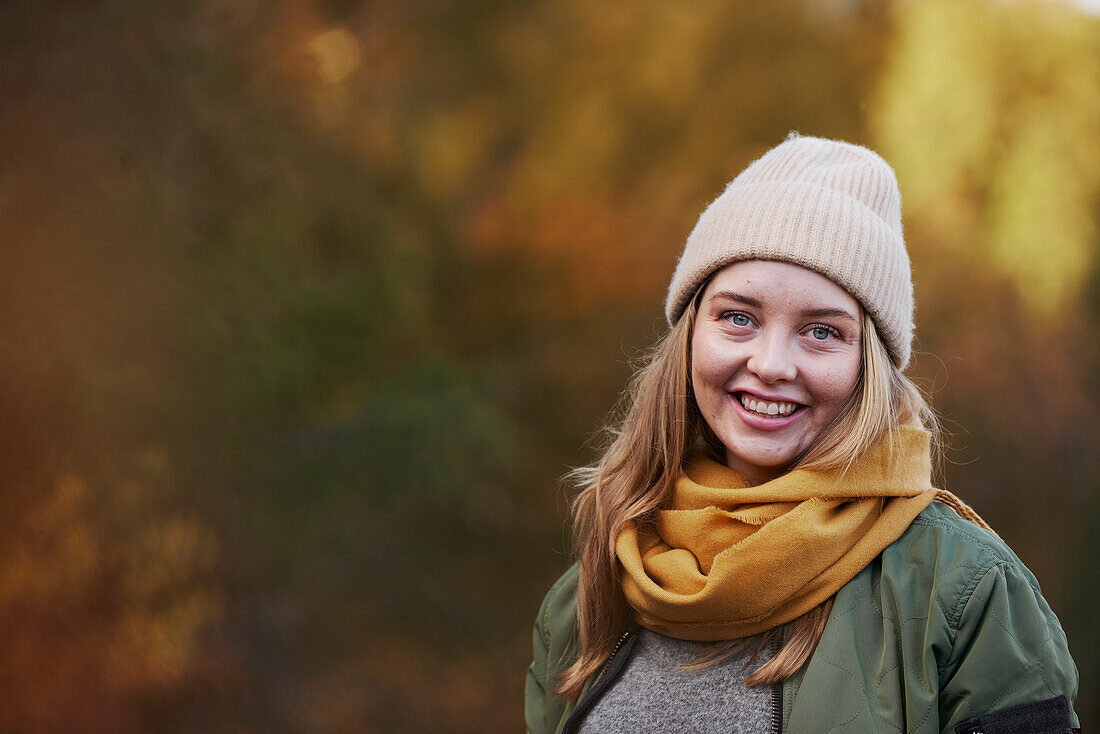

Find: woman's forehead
703;260;861;313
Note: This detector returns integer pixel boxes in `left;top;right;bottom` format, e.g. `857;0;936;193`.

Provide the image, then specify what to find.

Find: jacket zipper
601;631;630;675
560;630;637;734
770;631;783;734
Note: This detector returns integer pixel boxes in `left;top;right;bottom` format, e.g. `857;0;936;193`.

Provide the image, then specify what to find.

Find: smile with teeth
738;393;800;417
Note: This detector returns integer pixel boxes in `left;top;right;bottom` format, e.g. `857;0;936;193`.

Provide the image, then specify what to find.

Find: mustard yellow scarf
616;426;988;640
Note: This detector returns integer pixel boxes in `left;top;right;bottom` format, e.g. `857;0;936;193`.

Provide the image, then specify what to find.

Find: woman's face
691;260;863;484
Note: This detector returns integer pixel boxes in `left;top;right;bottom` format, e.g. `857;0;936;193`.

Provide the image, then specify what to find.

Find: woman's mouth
730;392;808;430
736;392;801;417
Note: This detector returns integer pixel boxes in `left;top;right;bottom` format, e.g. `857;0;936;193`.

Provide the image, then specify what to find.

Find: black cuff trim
954;695;1076;734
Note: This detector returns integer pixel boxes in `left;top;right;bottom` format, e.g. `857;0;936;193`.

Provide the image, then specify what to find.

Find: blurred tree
875;0;1100;312
0;473;219;733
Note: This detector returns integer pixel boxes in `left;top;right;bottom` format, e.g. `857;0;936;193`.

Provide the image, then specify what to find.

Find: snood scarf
616;426;984;640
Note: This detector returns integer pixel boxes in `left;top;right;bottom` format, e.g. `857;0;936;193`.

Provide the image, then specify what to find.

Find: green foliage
874;0;1100;312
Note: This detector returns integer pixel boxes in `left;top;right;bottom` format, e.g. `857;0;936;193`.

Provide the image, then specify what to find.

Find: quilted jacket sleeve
937;560;1080;732
525;564;580;734
525;585;553;734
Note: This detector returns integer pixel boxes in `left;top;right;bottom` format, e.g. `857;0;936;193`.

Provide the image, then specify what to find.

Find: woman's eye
810;326;836;341
726;313;751;327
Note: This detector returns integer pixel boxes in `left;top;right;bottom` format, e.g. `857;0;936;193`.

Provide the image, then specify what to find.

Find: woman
525;134;1080;733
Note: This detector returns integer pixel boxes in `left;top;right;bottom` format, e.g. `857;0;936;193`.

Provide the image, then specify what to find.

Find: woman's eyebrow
802;307;859;322
709;291;763;308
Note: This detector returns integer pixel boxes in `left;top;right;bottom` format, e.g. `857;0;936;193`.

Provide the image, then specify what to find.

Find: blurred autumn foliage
0;0;1096;731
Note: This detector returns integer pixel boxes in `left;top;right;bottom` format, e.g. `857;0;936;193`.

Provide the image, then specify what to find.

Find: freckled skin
691;261;863;485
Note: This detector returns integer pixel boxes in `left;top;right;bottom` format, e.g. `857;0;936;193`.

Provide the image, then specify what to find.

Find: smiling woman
692;261;863;484
525;133;1081;734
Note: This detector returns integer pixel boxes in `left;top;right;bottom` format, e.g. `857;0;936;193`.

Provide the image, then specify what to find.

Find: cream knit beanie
666;132;914;368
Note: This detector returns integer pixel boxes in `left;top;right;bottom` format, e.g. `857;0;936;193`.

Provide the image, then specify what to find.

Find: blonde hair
555;286;938;700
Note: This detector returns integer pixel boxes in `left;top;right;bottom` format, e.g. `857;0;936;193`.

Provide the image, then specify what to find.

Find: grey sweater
577;629;771;733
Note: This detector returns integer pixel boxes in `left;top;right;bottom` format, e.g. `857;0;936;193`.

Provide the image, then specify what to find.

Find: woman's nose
747;332;798;383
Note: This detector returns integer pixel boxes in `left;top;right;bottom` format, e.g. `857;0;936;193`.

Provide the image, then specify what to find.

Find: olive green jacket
525;502;1080;733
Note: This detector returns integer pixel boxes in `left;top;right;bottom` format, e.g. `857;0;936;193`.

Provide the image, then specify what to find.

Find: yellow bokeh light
308;26;361;84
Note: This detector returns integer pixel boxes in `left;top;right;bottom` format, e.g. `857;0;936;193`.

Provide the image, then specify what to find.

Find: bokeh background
1;0;1098;731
